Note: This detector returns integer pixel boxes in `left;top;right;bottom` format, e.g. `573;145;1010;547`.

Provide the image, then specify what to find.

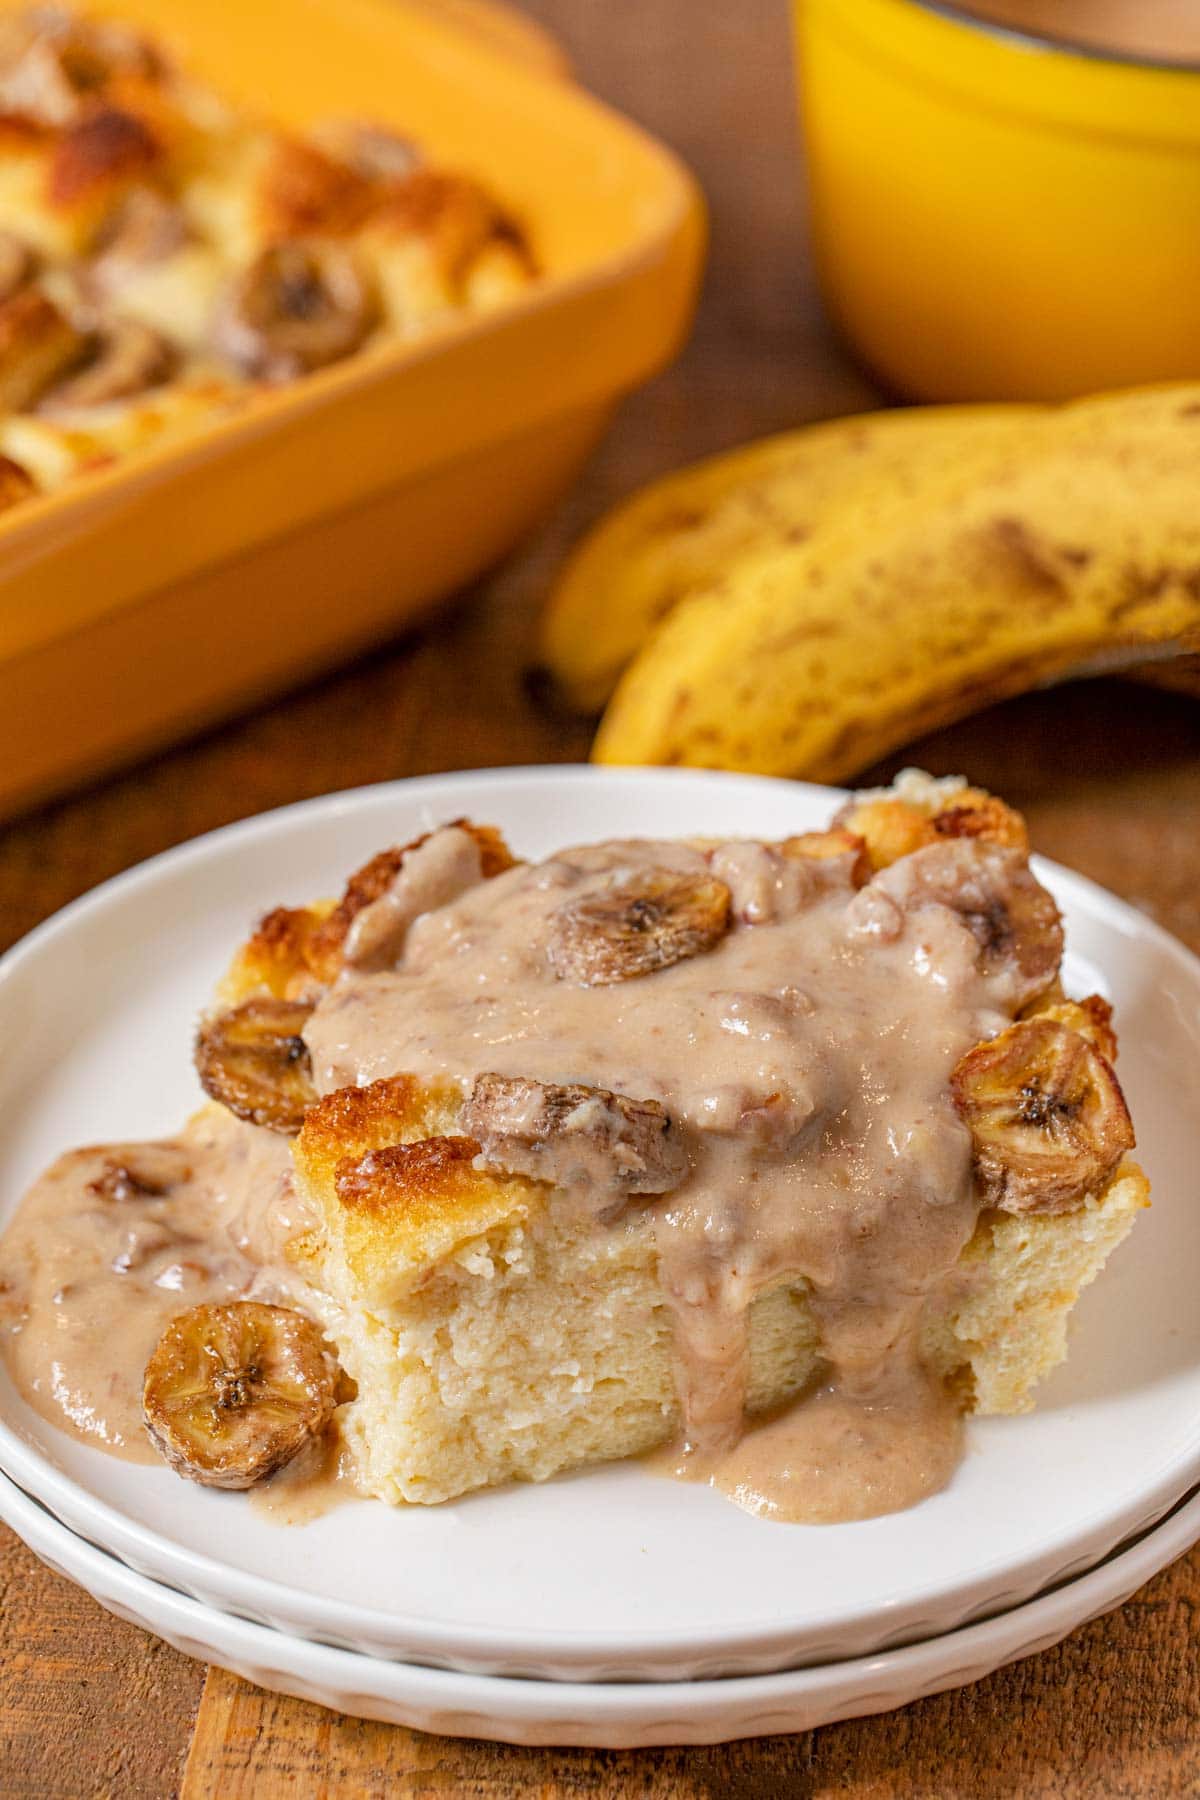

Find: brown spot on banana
984;518;1072;602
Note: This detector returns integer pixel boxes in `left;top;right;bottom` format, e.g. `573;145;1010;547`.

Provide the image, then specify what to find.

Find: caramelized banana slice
951;1016;1133;1214
462;1072;688;1195
143;1301;337;1489
195;997;316;1133
549;871;731;986
214;241;376;380
874;841;1062;1007
87;1144;192;1201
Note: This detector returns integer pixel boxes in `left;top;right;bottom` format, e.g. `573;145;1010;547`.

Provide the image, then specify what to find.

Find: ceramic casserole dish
0;0;704;816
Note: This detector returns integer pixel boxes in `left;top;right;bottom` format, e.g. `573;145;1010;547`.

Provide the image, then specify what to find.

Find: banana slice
213;241;376;381
194;996;317;1134
86;1144;192;1201
143;1300;338;1489
874;841;1062;1007
951;1016;1133;1214
548;871;731;986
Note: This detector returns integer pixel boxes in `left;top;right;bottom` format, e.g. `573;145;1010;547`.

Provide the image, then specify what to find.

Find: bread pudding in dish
0;5;535;508
0;774;1147;1523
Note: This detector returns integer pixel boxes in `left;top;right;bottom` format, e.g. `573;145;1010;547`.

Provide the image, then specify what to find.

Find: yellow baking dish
796;0;1200;402
0;0;704;817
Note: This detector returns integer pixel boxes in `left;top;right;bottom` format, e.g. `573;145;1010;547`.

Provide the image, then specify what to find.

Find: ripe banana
584;384;1200;782
536;403;1043;713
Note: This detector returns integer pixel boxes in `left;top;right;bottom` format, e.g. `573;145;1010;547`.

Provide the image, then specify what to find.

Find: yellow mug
795;0;1200;400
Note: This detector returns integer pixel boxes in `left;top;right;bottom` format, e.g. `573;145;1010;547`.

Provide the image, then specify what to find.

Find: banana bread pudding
0;5;535;509
0;774;1147;1523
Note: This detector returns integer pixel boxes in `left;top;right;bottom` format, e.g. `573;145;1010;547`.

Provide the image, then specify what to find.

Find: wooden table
3;1;1200;1793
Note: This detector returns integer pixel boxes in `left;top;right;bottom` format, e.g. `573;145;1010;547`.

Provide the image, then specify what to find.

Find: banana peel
588;387;1200;782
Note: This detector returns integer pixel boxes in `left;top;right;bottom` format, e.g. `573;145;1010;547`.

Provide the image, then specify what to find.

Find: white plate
2;1460;1197;1747
0;768;1198;1681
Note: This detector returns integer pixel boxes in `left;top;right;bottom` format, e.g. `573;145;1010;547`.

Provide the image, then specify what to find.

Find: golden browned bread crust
297;1072;464;1169
219;820;516;1002
295;1074;541;1306
217;902;333;1005
372;167;531;278
306;820;516;982
837;769;1029;871
47;101;163;208
254;136;375;243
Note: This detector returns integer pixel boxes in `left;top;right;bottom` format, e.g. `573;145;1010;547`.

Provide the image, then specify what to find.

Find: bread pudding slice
187;773;1147;1518
290;1070;1145;1507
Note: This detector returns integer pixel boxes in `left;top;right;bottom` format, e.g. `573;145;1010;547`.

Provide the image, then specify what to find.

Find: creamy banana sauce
307;832;1018;1523
0;826;1034;1523
0;1109;318;1459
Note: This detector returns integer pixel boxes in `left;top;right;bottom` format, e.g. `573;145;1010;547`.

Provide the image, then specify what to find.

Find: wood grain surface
2;0;1199;1794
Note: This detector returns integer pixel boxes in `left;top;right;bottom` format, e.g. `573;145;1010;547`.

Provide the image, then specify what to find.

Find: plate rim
1;1458;1197;1743
1;764;1197;1678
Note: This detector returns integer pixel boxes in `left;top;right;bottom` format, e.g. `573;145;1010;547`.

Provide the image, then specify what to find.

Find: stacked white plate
1;769;1198;1746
